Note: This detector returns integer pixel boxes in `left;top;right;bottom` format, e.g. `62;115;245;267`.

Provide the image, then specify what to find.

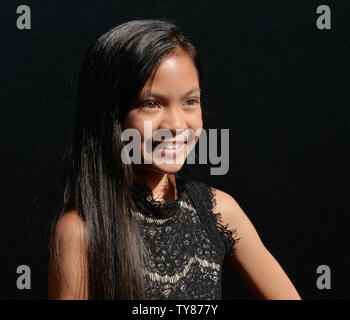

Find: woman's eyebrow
143;87;200;100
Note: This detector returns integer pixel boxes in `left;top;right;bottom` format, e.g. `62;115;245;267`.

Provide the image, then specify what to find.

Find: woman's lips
152;140;187;149
152;140;187;158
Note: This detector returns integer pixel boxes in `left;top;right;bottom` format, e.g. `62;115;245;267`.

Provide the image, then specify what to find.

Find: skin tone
124;48;301;299
126;51;300;300
124;47;202;202
48;48;201;299
49;46;301;300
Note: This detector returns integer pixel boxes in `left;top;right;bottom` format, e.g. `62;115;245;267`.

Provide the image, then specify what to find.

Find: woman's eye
139;99;199;109
139;101;160;109
184;98;200;107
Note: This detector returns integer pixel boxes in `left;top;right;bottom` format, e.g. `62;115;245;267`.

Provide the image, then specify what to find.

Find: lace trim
131;173;187;219
205;185;241;258
131;209;171;224
131;199;195;224
145;255;220;284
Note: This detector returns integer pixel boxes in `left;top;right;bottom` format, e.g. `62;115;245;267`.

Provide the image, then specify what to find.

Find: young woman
48;19;301;300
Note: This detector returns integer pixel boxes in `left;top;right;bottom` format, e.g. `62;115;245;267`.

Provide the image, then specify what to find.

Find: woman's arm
212;188;301;300
48;211;90;300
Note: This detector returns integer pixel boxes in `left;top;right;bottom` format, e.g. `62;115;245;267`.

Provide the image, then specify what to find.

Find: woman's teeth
164;142;183;148
152;141;186;149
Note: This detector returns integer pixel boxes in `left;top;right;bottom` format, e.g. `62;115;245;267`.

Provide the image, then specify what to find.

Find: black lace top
131;173;240;300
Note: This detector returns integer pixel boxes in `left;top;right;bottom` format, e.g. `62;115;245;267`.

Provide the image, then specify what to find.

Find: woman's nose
160;105;187;132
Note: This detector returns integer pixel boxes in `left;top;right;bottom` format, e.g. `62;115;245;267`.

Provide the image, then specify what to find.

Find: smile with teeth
151;140;187;157
152;141;186;148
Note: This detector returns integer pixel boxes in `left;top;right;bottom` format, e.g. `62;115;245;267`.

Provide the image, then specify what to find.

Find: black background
0;0;349;299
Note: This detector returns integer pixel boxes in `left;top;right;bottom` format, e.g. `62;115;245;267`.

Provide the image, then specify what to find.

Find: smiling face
124;48;203;175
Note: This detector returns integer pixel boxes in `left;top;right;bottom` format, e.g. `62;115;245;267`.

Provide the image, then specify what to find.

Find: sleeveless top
131;173;240;300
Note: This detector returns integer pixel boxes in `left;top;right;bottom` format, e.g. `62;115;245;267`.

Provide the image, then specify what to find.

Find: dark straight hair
49;19;202;299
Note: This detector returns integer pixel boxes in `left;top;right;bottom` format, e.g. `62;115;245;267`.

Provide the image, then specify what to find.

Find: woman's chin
150;162;185;174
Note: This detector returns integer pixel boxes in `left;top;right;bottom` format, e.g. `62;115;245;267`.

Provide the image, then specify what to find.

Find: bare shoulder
210;187;264;250
210;188;241;215
49;209;89;276
49;209;89;299
52;210;88;245
210;188;245;227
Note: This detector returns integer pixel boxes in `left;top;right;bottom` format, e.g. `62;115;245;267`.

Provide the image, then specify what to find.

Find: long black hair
49;19;202;299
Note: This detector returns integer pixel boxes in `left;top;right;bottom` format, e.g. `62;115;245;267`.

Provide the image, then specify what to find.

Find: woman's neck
133;167;178;203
